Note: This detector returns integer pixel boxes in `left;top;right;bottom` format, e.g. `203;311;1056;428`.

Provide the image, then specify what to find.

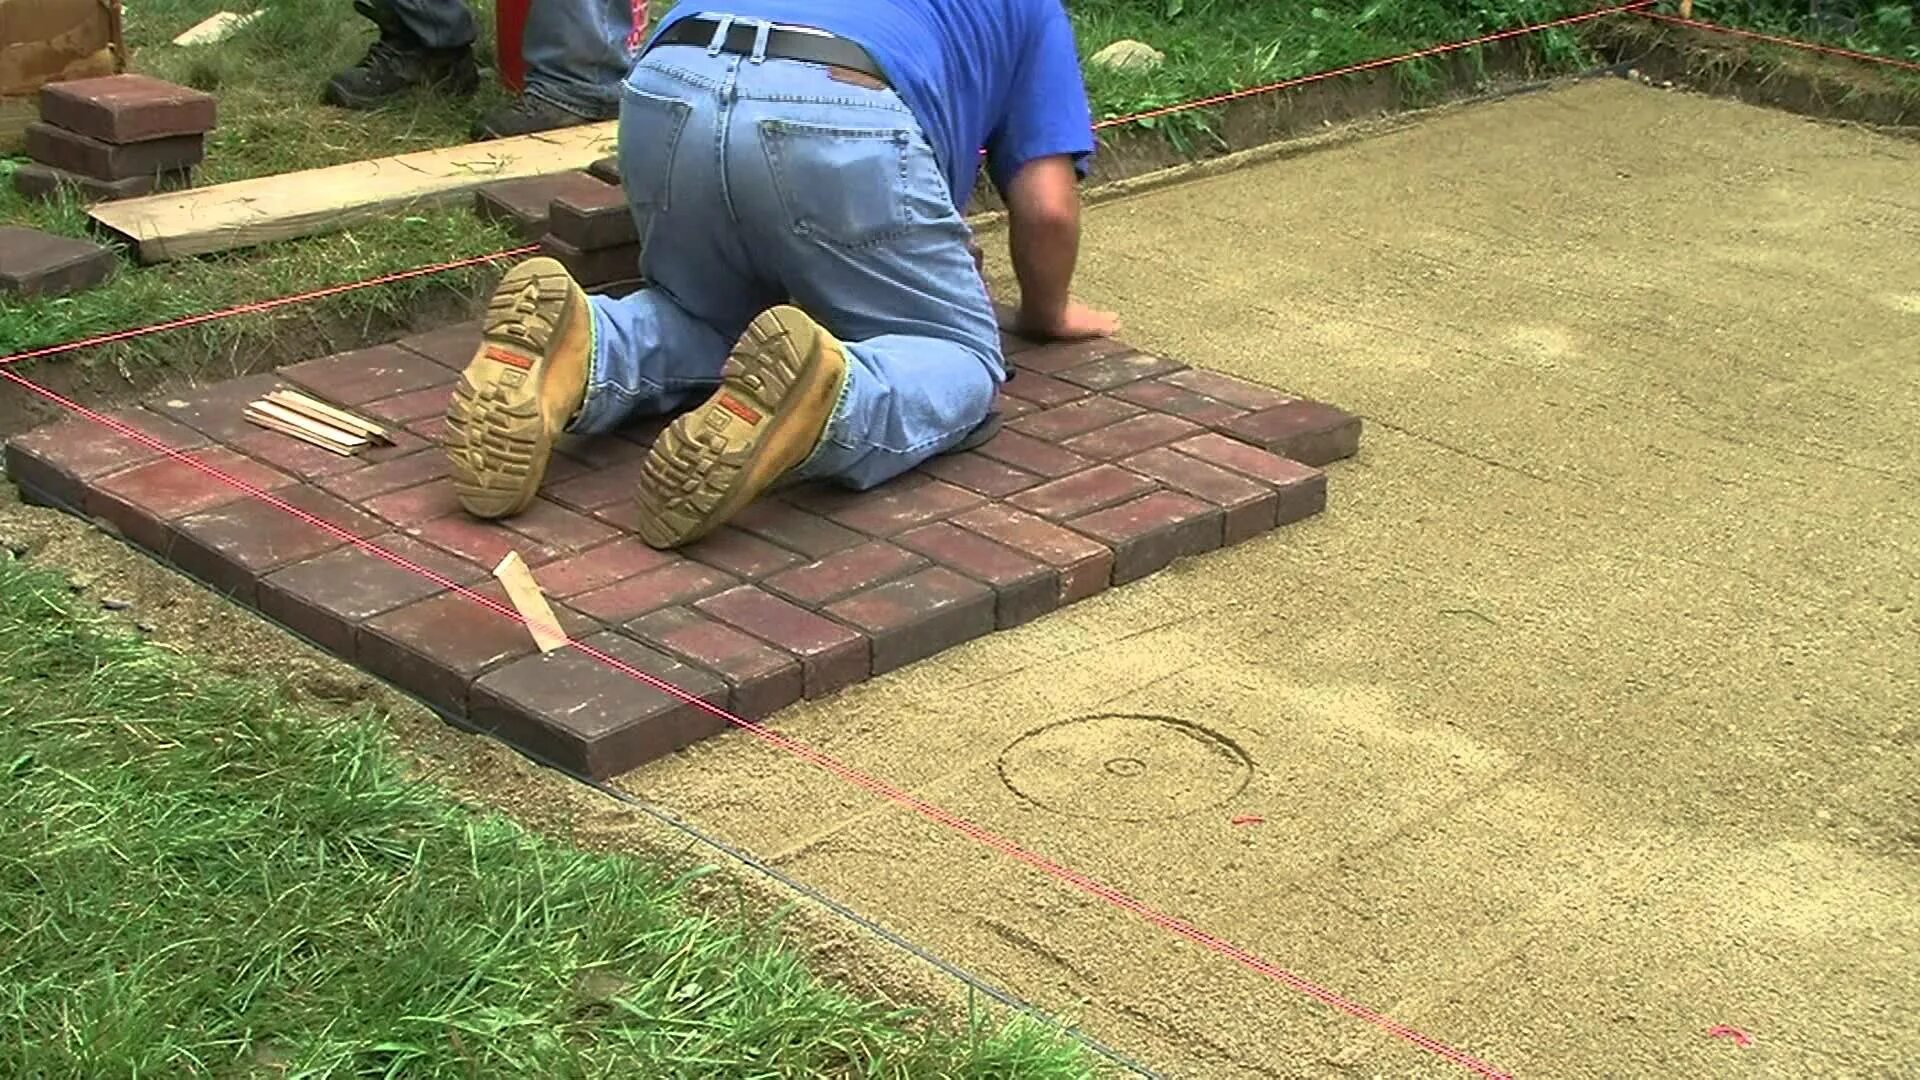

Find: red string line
1089;0;1658;130
0;246;541;368
1635;9;1920;73
5;0;1912;374
3;1;1653;371
0;364;1520;1079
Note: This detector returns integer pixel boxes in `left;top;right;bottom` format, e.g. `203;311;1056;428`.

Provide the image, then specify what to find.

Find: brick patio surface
6;321;1360;779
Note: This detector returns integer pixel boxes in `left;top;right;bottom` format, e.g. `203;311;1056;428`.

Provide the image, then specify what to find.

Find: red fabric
495;0;530;92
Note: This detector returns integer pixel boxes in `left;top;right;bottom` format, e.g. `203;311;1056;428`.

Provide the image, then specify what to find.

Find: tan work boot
633;305;848;550
444;257;592;519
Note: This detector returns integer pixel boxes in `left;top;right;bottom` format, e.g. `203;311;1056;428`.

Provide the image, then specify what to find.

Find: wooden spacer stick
266;388;393;444
245;404;363;455
493;551;569;653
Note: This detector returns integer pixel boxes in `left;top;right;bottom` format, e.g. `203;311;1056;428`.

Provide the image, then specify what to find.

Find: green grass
0;552;1094;1079
1075;0;1600;147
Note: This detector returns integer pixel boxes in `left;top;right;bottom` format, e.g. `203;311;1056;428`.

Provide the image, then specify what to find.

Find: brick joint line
0;364;1515;1079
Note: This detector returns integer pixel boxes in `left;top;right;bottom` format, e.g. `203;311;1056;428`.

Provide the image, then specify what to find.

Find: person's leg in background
444;45;777;519
476;0;642;138
631;40;1003;550
324;0;480;109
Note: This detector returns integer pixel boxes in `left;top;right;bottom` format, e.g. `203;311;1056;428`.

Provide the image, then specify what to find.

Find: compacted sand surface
611;78;1920;1077
11;73;1909;1079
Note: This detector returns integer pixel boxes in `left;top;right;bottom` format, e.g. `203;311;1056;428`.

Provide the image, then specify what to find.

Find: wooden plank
88;121;618;263
173;10;262;46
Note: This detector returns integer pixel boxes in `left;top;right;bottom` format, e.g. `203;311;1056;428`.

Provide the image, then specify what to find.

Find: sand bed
609;77;1920;1077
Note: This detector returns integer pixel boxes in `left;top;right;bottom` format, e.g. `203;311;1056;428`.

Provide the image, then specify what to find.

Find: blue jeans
574;32;1004;491
386;0;636;118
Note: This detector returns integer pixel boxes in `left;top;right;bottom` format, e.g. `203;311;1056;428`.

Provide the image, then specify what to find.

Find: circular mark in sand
998;714;1253;822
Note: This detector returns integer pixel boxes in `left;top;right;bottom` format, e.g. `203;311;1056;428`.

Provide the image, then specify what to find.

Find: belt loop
705;14;734;55
748;20;771;64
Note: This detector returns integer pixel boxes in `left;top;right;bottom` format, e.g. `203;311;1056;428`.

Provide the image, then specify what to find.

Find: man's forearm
1008;197;1079;333
997;155;1115;342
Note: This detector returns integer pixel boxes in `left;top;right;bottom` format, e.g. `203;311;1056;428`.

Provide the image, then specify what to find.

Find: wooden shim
244;406;361;455
266;389;391;443
88;121;618;263
494;551;569;653
248;398;367;450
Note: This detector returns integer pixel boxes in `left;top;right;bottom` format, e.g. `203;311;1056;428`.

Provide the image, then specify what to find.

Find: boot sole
633;307;843;549
444;258;581;519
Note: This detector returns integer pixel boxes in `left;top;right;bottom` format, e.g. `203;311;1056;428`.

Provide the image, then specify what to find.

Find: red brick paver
4;322;1357;779
38;74;217;144
548;183;638;250
0;226;117;300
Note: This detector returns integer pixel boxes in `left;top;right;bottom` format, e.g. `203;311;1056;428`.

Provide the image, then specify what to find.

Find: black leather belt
650;17;889;86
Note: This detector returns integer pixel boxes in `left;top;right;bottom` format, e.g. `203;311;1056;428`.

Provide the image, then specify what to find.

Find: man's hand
1017;299;1119;342
1002;154;1117;342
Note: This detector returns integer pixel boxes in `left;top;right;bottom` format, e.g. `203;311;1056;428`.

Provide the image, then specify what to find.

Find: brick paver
5;325;1359;779
37;74;217;144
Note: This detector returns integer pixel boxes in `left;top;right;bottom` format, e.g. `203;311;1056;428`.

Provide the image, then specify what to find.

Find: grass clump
0;553;1094;1079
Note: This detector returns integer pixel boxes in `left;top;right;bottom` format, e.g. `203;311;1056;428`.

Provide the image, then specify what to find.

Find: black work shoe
324;0;479;110
473;94;605;140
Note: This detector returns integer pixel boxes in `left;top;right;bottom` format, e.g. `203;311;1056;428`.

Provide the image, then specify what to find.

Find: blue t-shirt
646;2;1096;207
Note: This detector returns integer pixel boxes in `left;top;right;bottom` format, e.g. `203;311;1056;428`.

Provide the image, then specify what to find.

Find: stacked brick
474;167;640;293
5;322;1360;781
539;177;641;292
15;74;216;203
472;171;615;241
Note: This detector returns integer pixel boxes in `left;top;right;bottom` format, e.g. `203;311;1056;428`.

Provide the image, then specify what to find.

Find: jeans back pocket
616;81;694;243
759;119;915;249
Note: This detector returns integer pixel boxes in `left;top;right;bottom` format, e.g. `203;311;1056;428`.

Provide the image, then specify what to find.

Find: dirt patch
997;714;1254;823
1583;17;1920;135
969;37;1596;215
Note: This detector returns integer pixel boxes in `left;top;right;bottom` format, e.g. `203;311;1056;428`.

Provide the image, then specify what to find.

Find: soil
1585;17;1920;135
5;58;1920;1080
610;77;1920;1077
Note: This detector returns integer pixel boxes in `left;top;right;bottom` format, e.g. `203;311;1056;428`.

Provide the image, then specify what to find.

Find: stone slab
13;161;192;203
0;225;116;298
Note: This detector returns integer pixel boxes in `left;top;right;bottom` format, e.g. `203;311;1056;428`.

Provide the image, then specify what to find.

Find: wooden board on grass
87;121;618;263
